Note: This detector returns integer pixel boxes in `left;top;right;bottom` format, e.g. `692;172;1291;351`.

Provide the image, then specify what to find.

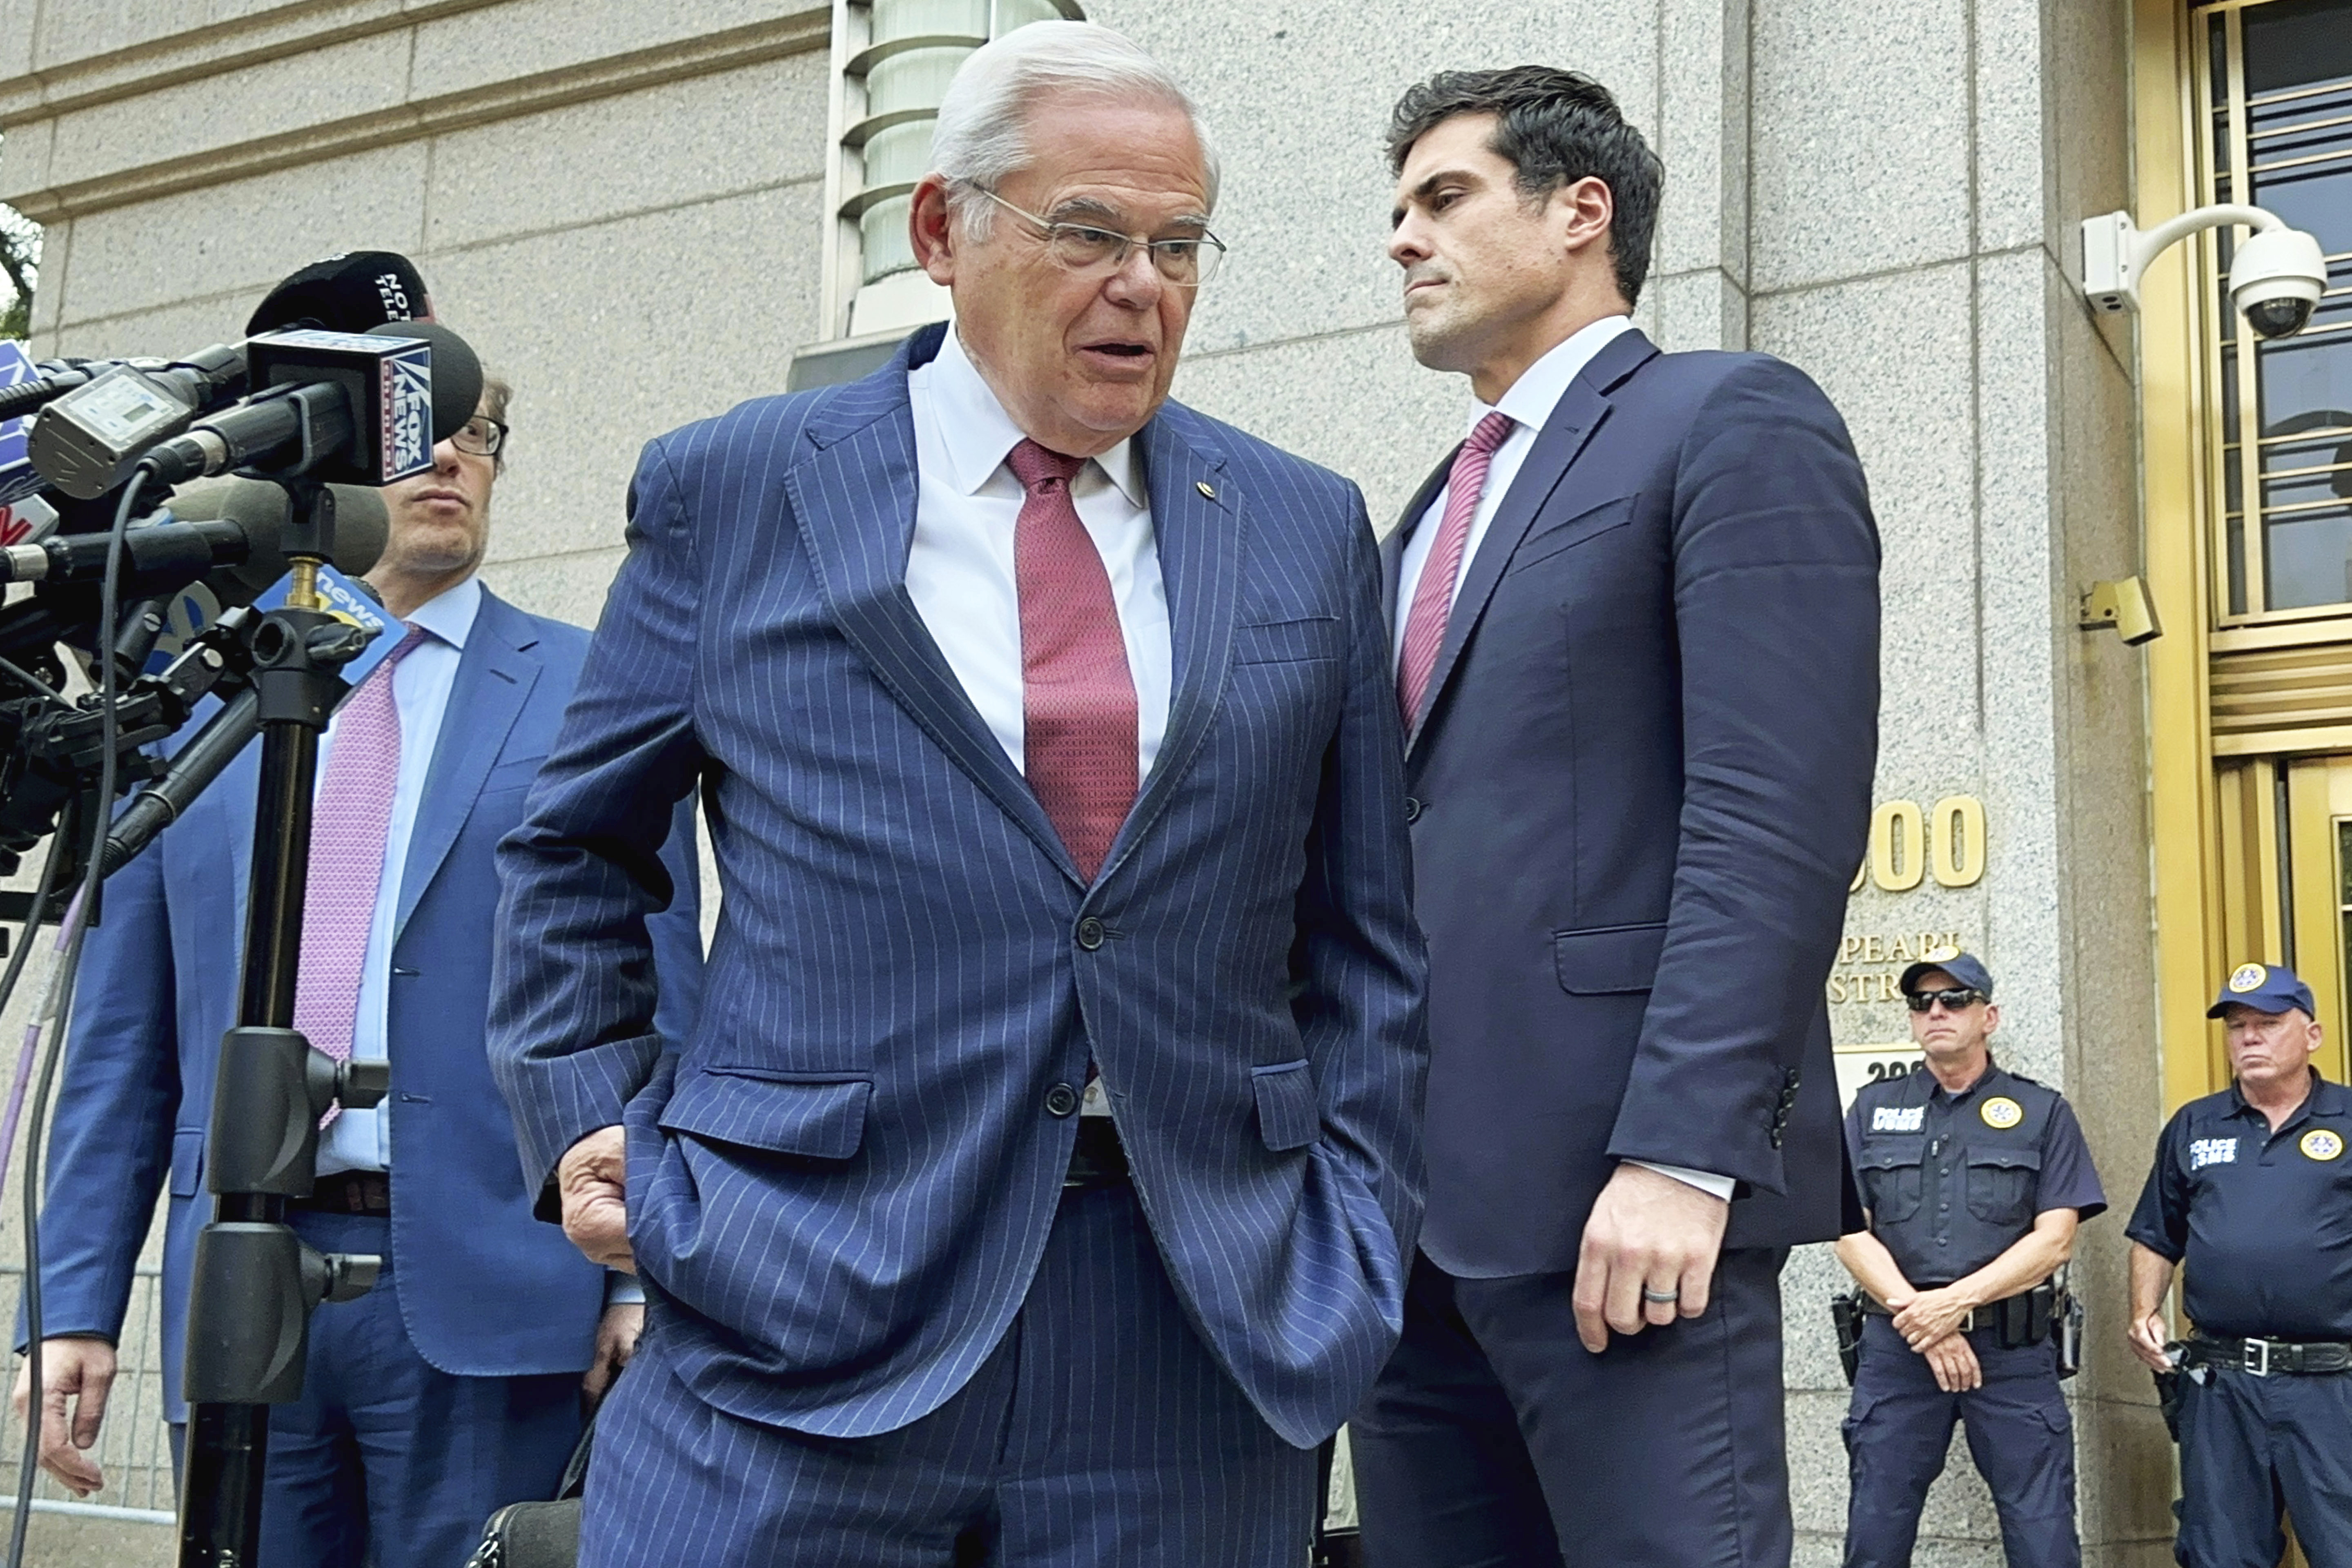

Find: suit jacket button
1075;917;1106;951
1403;797;1422;824
1045;1083;1079;1118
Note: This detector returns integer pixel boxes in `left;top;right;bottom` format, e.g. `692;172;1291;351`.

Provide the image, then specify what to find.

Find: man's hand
558;1125;633;1272
1572;1163;1730;1353
2129;1309;2176;1372
583;1303;644;1406
1891;1285;1975;1350
1921;1331;1982;1393
10;1336;116;1497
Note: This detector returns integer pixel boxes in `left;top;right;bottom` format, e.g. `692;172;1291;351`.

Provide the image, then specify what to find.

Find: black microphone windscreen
165;477;389;601
247;252;431;337
371;322;483;445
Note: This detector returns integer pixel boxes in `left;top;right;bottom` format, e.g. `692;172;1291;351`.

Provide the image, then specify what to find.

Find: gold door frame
2139;0;2352;1109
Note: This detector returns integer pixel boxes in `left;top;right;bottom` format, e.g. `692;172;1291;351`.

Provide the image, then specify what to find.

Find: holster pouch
1995;1279;2063;1350
2155;1366;2185;1443
2056;1290;2085;1380
1831;1291;1864;1385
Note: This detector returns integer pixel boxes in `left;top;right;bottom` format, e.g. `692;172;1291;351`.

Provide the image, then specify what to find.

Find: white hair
929;20;1220;237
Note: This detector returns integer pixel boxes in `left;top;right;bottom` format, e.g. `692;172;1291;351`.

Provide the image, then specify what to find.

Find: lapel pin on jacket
1195;480;1216;499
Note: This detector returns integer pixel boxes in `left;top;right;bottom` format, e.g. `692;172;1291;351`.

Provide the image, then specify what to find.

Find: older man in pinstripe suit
488;21;1427;1568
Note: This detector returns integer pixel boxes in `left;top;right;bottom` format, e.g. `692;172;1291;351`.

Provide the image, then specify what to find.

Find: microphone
133;322;480;492
160;477;390;601
1;249;438;494
21;343;248;498
0;480;387;600
100;688;258;875
246;251;431;337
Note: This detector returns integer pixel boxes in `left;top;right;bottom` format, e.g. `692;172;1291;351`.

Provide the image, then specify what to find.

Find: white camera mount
2079;204;2328;339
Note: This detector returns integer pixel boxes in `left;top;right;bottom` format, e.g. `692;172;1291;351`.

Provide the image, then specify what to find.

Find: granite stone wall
0;0;2170;1562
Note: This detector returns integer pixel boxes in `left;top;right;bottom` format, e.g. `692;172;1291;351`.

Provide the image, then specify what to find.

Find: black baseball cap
1898;945;1994;999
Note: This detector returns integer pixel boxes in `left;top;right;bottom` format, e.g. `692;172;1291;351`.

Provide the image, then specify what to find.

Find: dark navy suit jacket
36;588;704;1421
489;323;1429;1449
1388;329;1878;1275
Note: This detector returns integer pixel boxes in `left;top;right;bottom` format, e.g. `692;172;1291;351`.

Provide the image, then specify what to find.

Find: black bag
467;1393;598;1568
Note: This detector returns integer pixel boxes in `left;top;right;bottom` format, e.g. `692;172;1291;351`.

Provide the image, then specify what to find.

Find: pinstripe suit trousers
580;1183;1318;1567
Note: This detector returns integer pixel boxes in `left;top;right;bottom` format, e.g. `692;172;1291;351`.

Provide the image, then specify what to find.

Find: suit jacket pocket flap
1233;616;1343;664
170;1127;205;1198
658;1069;871;1160
1552;921;1669;994
1509;493;1638;572
1252;1060;1319;1152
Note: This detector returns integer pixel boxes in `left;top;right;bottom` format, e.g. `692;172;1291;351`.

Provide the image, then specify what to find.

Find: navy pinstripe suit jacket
490;323;1428;1450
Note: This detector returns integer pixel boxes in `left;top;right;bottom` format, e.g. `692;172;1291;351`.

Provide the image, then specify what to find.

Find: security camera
2230;226;2328;340
2079;205;2329;339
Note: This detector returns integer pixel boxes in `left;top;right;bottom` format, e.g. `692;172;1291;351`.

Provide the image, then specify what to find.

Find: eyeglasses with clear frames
450;416;507;458
974;188;1227;288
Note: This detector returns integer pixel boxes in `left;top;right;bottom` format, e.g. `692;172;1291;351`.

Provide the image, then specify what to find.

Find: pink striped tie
1397;410;1516;728
294;628;427;1100
1009;438;1138;882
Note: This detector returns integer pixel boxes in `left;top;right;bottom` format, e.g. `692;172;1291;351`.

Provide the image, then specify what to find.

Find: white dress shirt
1393;318;1736;1205
904;327;1173;783
314;575;479;1176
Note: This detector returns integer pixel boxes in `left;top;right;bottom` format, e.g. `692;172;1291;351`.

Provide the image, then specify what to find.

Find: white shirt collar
930;327;1145;507
1478;314;1637;439
401;572;482;651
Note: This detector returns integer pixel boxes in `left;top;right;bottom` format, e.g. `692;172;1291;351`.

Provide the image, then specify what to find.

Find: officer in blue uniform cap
2127;960;2352;1568
1836;947;2107;1568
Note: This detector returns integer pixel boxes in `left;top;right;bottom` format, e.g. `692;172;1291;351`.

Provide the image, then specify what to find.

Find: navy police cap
2207;961;2317;1019
1898;945;1994;1000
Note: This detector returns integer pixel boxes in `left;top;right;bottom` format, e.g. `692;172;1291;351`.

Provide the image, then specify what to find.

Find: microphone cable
4;468;147;1568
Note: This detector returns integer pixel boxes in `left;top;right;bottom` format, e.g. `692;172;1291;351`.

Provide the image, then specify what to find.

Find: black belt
290;1169;391;1216
1064;1118;1129;1189
1857;1292;2018;1333
2185;1335;2352;1376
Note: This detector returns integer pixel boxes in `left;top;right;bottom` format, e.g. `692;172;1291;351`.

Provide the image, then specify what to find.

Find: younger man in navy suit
1352;66;1880;1568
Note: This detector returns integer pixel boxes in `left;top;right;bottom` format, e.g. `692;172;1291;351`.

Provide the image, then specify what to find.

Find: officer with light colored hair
2127;962;2352;1568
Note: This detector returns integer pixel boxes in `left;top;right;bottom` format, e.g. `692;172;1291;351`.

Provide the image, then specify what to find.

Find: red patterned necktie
1008;438;1138;882
1396;410;1517;727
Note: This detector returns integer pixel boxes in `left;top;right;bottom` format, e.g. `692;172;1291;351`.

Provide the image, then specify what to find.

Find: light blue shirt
314;575;480;1177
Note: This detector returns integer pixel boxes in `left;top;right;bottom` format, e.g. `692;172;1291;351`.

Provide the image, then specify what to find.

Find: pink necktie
1397;410;1517;728
294;628;428;1094
1008;439;1138;882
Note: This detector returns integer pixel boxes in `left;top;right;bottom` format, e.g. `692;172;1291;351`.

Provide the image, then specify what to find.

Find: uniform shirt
1844;1060;2107;1288
2126;1071;2352;1340
314;575;478;1177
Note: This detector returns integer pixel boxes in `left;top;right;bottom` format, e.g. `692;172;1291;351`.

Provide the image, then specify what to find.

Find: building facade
2;0;2345;1562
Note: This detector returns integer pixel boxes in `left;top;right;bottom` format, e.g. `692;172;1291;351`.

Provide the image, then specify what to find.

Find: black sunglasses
1906;988;1985;1013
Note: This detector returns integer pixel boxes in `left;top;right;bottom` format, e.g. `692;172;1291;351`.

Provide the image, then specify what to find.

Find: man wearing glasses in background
1835;948;2105;1568
20;360;704;1568
489;19;1426;1566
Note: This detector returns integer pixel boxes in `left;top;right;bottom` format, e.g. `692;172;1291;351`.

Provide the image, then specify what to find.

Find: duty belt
2185;1335;2352;1376
1858;1291;2025;1334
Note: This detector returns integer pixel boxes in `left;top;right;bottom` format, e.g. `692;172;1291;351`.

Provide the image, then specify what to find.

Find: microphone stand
177;479;387;1568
